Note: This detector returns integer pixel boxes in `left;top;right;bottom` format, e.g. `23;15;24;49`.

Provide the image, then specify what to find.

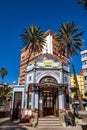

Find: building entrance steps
37;116;62;128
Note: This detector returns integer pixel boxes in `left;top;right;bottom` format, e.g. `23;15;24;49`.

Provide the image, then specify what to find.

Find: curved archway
36;71;60;84
40;76;57;83
38;76;59;117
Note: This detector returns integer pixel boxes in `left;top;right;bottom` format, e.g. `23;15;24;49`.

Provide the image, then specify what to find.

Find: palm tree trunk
71;61;84;110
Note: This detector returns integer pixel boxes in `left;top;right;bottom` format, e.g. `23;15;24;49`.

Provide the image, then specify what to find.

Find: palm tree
20;25;45;108
56;21;85;110
0;84;12;108
0;67;8;83
78;0;87;10
0;84;12;101
20;24;45;64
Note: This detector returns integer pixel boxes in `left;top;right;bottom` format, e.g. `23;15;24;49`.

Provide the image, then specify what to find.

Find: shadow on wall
82;125;87;130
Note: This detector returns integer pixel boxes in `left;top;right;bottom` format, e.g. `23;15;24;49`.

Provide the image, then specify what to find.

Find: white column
35;92;38;109
24;85;28;108
24;93;27;108
59;94;65;109
60;69;63;83
21;91;24;108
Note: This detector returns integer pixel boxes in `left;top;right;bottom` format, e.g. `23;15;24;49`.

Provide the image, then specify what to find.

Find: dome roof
36;53;58;62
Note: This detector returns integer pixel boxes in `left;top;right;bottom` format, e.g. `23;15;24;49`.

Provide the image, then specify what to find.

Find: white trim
42;34;53;54
81;50;87;54
36;71;60;83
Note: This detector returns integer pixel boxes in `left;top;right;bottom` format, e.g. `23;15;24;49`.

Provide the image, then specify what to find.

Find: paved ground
0;117;87;130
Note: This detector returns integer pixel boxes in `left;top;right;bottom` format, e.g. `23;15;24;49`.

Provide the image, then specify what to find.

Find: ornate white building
12;30;71;119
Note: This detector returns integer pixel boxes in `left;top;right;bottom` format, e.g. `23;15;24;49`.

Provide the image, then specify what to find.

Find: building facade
70;74;85;99
12;30;71;119
19;30;66;85
81;50;87;93
24;53;71;117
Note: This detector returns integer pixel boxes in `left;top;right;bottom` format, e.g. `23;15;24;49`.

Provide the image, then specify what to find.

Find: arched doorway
39;76;59;117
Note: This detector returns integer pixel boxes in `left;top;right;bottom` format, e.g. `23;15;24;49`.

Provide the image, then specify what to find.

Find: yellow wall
70;74;85;99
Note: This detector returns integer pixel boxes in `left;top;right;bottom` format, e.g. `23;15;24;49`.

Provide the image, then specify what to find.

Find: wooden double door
43;90;57;116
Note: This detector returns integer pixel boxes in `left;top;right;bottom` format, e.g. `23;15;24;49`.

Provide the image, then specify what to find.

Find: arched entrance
27;76;68;118
39;76;59;117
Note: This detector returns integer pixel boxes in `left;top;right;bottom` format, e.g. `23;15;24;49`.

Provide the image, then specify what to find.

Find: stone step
37;126;63;129
38;120;61;123
33;125;82;129
37;116;62;128
38;124;61;126
39;118;60;121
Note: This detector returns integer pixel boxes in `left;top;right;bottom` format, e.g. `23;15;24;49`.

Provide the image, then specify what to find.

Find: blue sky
0;0;87;84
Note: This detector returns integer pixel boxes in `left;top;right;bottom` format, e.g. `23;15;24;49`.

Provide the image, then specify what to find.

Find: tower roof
36;53;58;62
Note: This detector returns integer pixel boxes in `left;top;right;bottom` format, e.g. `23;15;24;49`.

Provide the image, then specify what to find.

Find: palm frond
21;25;45;61
78;0;87;10
56;21;85;59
